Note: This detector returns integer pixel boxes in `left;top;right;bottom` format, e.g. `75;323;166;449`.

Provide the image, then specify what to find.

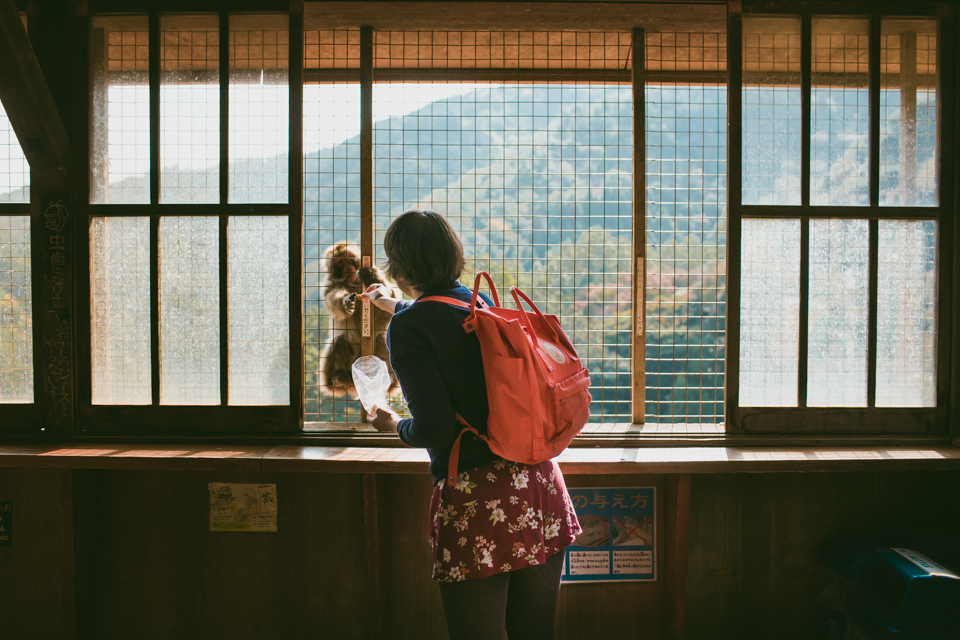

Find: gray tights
437;551;565;640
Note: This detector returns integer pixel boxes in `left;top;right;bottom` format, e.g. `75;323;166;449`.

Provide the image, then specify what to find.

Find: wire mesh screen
741;17;801;205
303;29;363;423
0;215;32;403
0;102;29;203
160;14;220;204
229;14;289;204
372;31;633;423
880;19;937;207
89;15;150;204
811;18;870;207
645;32;726;423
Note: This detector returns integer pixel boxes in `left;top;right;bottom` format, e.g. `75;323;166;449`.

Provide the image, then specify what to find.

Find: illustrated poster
562;487;655;583
209;483;278;532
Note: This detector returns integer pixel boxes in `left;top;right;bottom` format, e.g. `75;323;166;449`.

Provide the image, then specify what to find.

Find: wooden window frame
727;1;955;435
0;0;953;441
77;1;303;434
0;10;45;434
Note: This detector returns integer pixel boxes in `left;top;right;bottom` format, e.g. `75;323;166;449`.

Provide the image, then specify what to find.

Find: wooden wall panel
91;471;370;640
377;473;447;639
685;471;960;640
0;468;65;640
4;467;960;639
559;474;666;640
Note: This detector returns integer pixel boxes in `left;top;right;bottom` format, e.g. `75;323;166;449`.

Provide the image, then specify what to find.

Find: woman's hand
361;284;400;314
370;406;401;433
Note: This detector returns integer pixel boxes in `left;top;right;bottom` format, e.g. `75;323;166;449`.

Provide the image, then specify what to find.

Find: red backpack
419;272;592;486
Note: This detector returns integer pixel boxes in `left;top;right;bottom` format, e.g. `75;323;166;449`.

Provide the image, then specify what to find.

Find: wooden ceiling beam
0;0;73;193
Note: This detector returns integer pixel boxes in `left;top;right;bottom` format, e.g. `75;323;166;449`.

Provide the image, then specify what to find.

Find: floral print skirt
428;457;582;582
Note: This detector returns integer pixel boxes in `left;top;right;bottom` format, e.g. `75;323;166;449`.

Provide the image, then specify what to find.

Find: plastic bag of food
351;356;392;419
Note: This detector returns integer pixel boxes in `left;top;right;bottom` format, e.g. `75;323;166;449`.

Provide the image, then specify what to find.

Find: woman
362;209;581;640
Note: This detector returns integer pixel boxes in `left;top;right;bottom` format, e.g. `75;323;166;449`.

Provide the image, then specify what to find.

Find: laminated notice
562;487;655;583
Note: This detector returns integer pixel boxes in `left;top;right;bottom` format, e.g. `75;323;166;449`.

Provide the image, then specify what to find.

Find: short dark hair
383;209;466;292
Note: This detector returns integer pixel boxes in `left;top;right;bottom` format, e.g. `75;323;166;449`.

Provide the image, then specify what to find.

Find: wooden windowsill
1;442;958;474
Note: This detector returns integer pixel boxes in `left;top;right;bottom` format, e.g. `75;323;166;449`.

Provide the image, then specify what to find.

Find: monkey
319;243;401;398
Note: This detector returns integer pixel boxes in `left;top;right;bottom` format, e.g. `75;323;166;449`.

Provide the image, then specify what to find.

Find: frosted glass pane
228;216;289;405
0;102;29;203
90;15;150;204
807;219;868;407
91;217;151;404
739;219;800;406
0;216;33;402
229;15;289;204
811;18;870;206
742;16;801;205
160;15;220;204
876;220;936;407
880;20;937;207
160;217;220;404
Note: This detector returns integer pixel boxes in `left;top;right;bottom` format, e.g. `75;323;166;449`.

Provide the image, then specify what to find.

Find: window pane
161;14;219;204
877;220;936;406
880;19;937;207
807;219;868;407
373;31;633;424
91;217;151;404
0;102;29;203
811;18;870;206
159;217;219;404
90;15;150;204
303;28;362;423
646;32;727;423
229;14;289;204
739;219;800;406
742;16;801;205
0;216;32;402
228;216;289;405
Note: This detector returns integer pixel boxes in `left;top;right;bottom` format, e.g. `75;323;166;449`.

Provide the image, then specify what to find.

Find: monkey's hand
357;266;384;285
343;293;357;315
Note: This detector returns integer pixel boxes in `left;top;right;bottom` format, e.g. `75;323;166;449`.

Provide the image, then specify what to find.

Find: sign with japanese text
0;501;12;546
562;487;655;583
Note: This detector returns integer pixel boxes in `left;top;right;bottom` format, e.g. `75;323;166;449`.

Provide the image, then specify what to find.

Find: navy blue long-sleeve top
387;282;497;485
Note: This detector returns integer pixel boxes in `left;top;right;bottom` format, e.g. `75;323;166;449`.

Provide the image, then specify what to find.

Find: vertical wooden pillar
359;27;375;360
725;1;742;430
363;473;383;640
631;28;646;426
663;473;692;640
289;0;305;423
39;192;75;433
60;469;98;640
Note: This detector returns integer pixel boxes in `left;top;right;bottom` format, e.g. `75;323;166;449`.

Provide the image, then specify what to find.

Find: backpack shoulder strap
416;295;486;309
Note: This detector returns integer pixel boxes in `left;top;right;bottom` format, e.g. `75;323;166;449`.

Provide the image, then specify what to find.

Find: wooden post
663;473;692;640
363;473;383;639
60;469;97;640
725;1;743;431
631;28;646;426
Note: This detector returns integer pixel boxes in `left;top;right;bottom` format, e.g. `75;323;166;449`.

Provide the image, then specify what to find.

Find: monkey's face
330;245;359;283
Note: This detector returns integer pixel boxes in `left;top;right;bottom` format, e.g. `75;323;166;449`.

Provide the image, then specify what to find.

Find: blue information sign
562;487;655;583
